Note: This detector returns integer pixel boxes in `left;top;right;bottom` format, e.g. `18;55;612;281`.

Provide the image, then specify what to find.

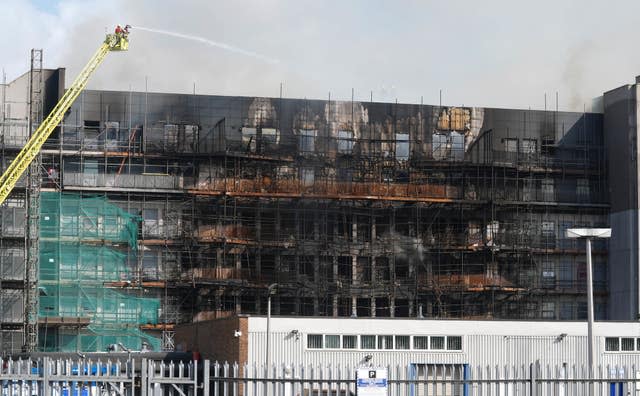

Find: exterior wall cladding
1;82;610;351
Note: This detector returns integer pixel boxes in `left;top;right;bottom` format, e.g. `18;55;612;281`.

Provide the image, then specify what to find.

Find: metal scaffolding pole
24;48;43;352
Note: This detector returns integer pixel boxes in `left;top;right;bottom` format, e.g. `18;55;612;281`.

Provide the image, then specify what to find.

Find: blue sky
2;0;640;111
31;0;58;14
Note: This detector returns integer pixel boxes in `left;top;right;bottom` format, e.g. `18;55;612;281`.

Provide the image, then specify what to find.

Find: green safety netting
40;242;130;282
81;326;162;352
40;192;140;247
39;285;160;324
38;192;160;352
40;326;161;352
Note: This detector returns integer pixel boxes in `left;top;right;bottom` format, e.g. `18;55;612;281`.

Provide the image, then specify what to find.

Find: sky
2;0;640;111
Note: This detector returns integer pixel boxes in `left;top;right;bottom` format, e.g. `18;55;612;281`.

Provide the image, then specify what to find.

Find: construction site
0;42;615;353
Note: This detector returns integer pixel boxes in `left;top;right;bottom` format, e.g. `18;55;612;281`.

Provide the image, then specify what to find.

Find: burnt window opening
395;132;410;161
82;121;101;149
281;255;296;274
182;124;199;150
541;259;556;289
382;168;394;183
241;127;257;152
432;133;448;160
541;136;555;156
83;120;100;130
165;123;179;139
261;255;276;274
301;168;314;186
520;138;537;155
541;302;556;319
541;178;554;201
376;219;390;238
105;121;120;141
261;128;280;145
184;124;198;134
357;257;372;283
376;298;391;317
299;129;316;153
280;298;296;315
337;298;352;317
396;169;410;183
451;132;464;160
503;138;518;153
542;221;556;248
432;132;464;161
337;167;353;183
521;179;534;201
337;256;352;279
356;298;371;317
395;259;409;279
240;295;258;314
558;260;573;288
299;214;315;239
374;260;391;282
337;130;354;154
299;257;314;277
241;127;279;152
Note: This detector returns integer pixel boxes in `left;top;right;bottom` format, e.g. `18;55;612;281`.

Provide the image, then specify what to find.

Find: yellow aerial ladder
0;27;130;205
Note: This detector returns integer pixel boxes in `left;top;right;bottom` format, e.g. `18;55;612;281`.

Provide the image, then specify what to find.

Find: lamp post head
565;228;611;239
267;283;279;295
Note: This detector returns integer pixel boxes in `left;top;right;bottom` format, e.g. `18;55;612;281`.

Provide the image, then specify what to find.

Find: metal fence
1;357;639;395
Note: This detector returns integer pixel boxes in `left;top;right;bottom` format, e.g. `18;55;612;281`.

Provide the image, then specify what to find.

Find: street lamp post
565;228;611;381
265;283;278;372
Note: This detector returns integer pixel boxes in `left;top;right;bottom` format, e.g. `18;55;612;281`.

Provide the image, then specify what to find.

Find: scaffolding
1;63;34;354
45;91;607;324
38;192;160;352
0;69;612;352
162;99;607;320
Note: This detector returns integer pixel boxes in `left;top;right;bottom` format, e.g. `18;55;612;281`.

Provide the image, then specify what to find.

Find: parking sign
356;368;388;396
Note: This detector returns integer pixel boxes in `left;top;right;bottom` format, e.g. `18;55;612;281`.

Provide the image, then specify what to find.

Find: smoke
562;40;595;111
4;0;640;109
379;231;425;270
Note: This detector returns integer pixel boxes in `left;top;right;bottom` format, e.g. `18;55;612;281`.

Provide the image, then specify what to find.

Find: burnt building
1;60;630;353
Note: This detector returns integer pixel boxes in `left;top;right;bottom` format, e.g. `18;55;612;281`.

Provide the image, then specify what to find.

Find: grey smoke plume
5;0;640;110
379;231;426;270
562;40;594;111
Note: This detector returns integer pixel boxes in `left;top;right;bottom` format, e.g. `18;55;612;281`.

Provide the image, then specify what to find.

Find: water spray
132;26;279;65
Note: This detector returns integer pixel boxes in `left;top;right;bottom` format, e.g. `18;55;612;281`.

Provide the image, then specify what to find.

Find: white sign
356;368;388;396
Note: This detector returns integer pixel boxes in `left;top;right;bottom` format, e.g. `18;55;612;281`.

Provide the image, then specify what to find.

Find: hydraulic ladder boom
0;30;129;205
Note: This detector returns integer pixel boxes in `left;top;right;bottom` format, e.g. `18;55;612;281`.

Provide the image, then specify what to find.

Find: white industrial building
176;316;640;368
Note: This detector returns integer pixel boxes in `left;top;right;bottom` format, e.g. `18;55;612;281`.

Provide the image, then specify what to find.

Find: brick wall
175;316;248;364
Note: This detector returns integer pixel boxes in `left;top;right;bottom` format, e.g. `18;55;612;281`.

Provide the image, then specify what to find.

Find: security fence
0;357;639;395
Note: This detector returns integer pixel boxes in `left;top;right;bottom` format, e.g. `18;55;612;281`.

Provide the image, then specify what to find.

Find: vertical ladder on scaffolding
24;49;43;352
